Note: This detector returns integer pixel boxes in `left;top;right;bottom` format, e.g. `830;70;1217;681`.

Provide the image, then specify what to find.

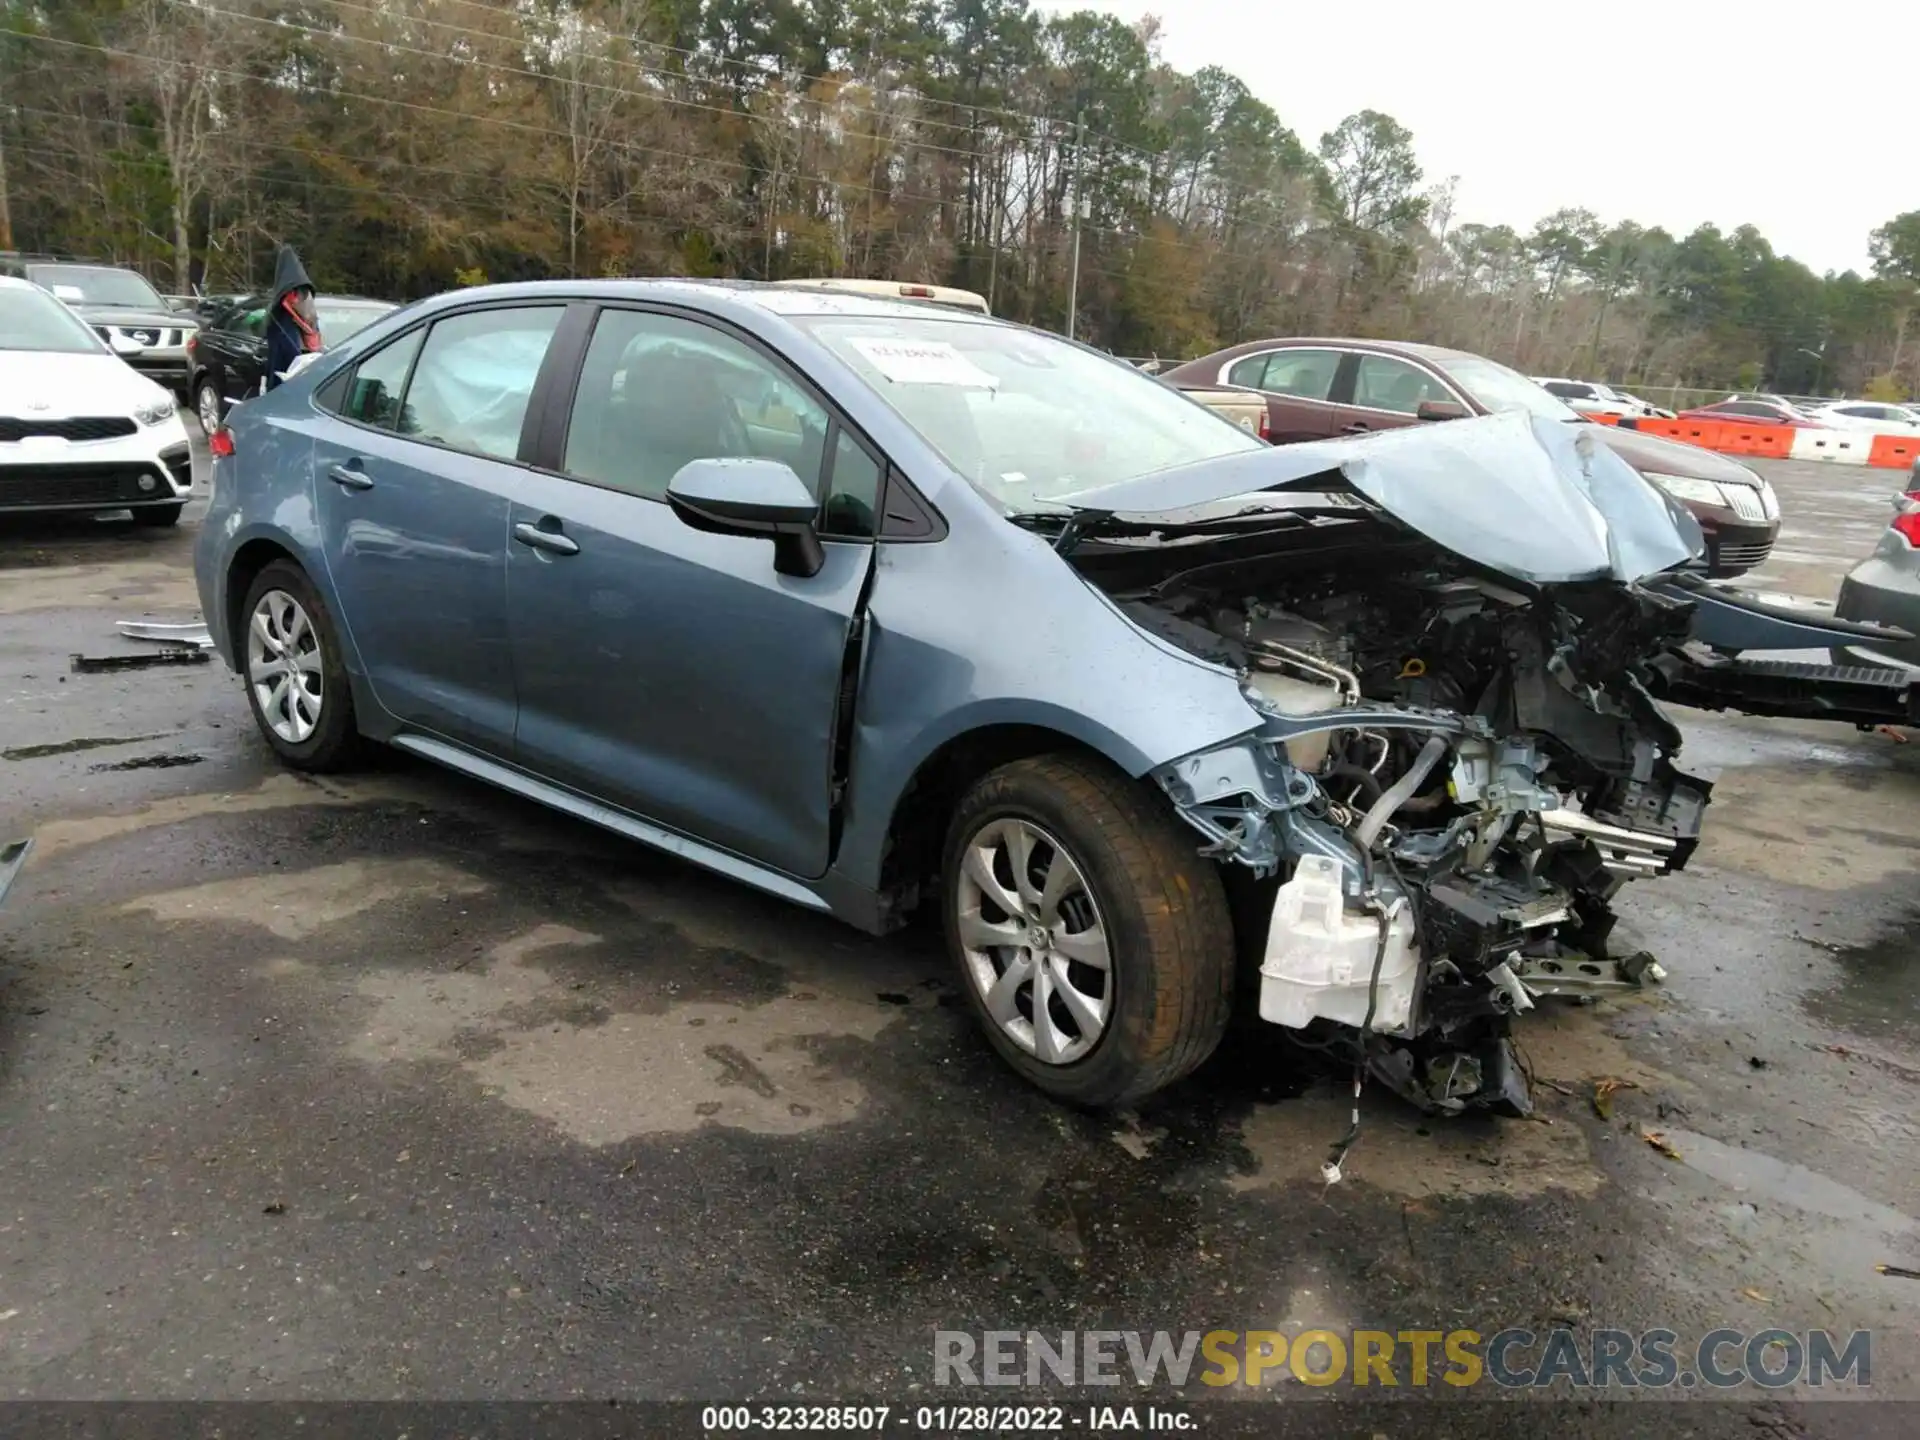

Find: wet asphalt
0;447;1917;1432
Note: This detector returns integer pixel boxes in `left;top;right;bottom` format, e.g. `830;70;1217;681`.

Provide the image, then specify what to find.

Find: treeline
2;0;1917;397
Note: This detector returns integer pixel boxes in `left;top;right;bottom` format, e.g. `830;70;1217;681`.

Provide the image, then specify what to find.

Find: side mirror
108;331;144;356
666;457;824;578
1415;399;1469;422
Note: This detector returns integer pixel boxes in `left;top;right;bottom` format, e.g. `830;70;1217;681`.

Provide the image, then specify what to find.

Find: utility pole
1065;110;1085;341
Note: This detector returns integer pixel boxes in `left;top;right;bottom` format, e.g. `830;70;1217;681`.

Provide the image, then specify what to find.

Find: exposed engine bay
1071;514;1712;1118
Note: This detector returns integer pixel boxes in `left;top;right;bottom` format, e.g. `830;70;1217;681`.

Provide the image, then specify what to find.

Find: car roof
394;277;1002;328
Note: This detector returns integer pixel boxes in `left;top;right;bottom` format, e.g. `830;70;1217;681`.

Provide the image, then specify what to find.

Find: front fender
831;520;1267;892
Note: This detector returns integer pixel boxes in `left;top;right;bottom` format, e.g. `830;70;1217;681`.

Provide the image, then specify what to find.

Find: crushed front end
1086;526;1710;1117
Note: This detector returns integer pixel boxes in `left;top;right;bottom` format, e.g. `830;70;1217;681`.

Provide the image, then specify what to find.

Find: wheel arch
866;714;1148;930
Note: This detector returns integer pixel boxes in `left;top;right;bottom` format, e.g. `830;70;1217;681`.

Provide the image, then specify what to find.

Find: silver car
195;279;1725;1117
1834;461;1920;671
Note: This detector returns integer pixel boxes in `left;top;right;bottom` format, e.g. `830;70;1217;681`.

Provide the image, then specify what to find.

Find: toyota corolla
196;280;1740;1116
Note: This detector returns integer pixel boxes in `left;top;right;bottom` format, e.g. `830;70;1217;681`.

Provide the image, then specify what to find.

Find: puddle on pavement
1657;1127;1914;1234
1802;911;1920;1044
123;857;489;940
30;771;419;860
1698;760;1920;890
348;923;894;1142
0;560;199;614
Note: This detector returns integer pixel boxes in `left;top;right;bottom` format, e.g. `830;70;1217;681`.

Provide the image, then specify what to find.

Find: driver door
506;307;874;881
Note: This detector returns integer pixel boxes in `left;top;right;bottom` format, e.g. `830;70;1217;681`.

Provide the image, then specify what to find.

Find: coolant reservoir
1260;855;1421;1034
1245;669;1342;770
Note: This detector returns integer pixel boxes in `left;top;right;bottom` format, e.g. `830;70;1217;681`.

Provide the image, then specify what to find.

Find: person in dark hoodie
263;245;322;392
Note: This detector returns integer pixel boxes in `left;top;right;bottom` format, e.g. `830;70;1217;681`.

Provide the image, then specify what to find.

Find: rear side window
331;328;425;430
398;306;565;460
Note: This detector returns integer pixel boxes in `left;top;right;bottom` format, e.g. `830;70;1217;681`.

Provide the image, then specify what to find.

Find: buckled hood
1060;410;1706;586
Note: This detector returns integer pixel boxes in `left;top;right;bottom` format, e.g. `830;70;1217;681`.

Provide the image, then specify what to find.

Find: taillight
1258;412;1272;442
185;334;197;357
1892;510;1920;546
208;427;235;458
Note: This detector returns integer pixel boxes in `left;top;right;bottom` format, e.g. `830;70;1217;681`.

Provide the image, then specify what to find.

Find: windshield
318;302;391;345
795;315;1263;509
0;284;106;354
1445;354;1585;423
27;265;165;309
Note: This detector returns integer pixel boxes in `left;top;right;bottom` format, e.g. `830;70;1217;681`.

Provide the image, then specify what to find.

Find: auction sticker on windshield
849;336;999;389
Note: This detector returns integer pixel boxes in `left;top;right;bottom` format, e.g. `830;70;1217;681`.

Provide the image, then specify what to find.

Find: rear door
505;305;876;881
1218;347;1345;443
310;302;567;754
1325;352;1464;436
197;296;268;409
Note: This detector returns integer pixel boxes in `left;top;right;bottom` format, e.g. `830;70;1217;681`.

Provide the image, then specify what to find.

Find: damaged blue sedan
195;281;1728;1116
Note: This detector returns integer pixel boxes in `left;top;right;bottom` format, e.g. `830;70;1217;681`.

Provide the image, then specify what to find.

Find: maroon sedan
1162;338;1782;577
1676;399;1829;428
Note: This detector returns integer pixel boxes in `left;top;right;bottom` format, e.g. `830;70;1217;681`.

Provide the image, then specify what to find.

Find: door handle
327;464;374;491
1341;422;1371;434
513;520;580;556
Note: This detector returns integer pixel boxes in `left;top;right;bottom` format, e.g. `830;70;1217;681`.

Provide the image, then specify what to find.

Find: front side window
399;307;565;460
0;283;107;354
1261;348;1341;400
1544;380;1596;400
563;310;831;501
796;315;1262;512
1351;355;1455;414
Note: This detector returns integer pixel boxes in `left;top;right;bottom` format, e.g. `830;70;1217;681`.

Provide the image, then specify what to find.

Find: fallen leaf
1740;1287;1770;1303
1875;1263;1920;1281
1640;1128;1682;1161
1593;1076;1637;1120
262;1202;286;1216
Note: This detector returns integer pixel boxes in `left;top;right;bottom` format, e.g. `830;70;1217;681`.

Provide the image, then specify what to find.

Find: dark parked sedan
188;292;395;429
196;280;1736;1116
1162;338;1782;577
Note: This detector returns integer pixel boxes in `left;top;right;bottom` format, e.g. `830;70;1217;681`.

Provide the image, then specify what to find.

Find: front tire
238;560;361;772
942;752;1235;1107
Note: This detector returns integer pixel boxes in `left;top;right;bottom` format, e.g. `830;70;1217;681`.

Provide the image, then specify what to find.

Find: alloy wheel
197;383;221;434
953;816;1113;1065
247;589;324;744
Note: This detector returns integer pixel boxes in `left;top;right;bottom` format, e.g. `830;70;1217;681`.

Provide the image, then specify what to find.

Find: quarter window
332;327;425;430
562;310;831;502
397;306;565;460
823;428;883;538
1351;355;1454;414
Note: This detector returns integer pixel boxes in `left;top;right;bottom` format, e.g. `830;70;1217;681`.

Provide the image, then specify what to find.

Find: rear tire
237;560;362;773
132;503;183;527
194;377;225;433
942;751;1235;1107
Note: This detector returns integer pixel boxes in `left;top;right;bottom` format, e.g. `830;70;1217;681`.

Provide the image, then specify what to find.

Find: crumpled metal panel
1061;411;1704;585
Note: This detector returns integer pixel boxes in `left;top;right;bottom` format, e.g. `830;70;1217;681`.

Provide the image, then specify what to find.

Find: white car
0;275;194;525
1805;401;1920;435
1534;377;1650;417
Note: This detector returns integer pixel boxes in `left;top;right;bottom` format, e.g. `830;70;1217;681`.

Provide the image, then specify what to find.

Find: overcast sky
1034;0;1918;275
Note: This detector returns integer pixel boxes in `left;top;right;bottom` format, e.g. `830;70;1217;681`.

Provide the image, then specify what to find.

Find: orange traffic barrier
1579;409;1623;425
1628;417;1796;459
1868;433;1920;470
